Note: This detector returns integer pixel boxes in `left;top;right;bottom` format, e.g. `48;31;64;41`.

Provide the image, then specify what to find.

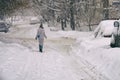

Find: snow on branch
41;2;61;12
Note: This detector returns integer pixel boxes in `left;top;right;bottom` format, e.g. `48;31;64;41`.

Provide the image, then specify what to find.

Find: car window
0;23;6;28
114;21;119;27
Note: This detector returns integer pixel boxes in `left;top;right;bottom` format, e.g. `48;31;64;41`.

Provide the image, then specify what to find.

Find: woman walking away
35;23;47;52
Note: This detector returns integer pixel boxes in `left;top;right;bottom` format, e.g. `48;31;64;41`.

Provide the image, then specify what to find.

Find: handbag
37;35;40;38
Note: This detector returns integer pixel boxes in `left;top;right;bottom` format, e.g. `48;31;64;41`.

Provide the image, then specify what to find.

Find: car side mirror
114;21;119;28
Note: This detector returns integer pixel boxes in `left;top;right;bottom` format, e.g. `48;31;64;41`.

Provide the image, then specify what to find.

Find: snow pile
71;36;120;80
0;41;32;80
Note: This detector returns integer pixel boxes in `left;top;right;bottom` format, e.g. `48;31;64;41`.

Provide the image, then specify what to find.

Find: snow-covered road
0;23;110;80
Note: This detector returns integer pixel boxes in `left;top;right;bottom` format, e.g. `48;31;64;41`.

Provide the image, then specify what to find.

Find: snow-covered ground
73;37;120;80
0;20;119;80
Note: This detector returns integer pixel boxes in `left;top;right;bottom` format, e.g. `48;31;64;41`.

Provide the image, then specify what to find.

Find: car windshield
0;23;6;28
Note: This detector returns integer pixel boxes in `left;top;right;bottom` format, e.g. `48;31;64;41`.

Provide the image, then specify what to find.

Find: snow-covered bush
94;20;118;38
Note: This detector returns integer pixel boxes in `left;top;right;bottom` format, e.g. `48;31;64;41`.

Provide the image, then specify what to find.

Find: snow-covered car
30;17;40;24
0;21;10;33
94;20;118;38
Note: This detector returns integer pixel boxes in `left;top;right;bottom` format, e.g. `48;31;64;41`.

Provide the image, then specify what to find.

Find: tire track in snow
45;37;110;80
67;55;109;80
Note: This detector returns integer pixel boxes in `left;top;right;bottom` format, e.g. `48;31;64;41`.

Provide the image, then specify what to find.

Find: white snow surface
0;21;120;80
72;37;120;80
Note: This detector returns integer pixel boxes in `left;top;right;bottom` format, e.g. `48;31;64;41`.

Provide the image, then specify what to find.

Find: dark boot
39;45;43;52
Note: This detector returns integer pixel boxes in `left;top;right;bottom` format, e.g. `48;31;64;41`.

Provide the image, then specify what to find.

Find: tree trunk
61;19;65;30
102;0;109;20
88;24;92;31
70;0;75;30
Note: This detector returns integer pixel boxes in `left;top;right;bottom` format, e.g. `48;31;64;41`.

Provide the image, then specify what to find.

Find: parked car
29;17;40;24
0;21;10;33
94;20;118;38
110;21;120;47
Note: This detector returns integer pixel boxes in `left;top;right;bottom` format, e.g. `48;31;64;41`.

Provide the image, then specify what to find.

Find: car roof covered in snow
94;20;120;37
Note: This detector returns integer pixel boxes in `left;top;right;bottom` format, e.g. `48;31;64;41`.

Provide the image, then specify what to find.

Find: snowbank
0;41;32;80
57;29;120;80
72;36;120;80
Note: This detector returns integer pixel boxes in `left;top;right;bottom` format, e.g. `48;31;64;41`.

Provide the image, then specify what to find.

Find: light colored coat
36;28;47;45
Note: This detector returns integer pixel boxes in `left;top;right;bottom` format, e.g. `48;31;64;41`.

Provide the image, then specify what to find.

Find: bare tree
75;0;97;31
0;0;29;20
69;0;75;30
31;0;110;31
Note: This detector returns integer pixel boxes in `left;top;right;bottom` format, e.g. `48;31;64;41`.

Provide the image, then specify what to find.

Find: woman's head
39;23;44;29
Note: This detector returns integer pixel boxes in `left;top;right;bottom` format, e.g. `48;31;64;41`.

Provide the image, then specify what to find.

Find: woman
35;23;47;52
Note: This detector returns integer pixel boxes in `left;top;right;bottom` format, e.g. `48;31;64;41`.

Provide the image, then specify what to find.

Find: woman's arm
44;31;47;39
35;29;39;40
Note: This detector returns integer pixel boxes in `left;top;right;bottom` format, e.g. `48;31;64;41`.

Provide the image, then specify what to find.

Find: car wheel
4;30;8;33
